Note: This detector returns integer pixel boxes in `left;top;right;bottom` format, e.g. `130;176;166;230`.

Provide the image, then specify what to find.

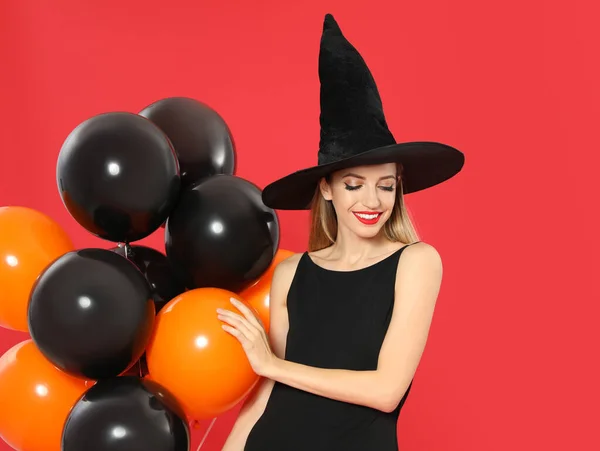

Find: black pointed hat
261;14;465;210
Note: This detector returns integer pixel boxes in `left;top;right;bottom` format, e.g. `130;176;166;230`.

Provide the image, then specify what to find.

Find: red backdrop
1;0;598;450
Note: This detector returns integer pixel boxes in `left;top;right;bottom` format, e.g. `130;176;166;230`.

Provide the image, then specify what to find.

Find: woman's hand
217;297;279;377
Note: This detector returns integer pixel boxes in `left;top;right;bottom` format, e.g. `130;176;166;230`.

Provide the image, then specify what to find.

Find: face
319;163;399;239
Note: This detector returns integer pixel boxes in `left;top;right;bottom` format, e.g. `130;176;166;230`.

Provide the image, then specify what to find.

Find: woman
218;14;465;451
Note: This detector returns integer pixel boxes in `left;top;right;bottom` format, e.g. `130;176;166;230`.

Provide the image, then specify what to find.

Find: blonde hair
308;165;420;252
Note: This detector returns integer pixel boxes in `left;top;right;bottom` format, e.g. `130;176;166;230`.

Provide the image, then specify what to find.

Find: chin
354;227;385;239
348;220;388;239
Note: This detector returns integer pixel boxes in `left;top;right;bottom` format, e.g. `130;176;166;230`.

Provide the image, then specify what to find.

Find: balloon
139;97;236;189
0;340;91;451
28;248;155;379
56;112;180;243
0;206;73;331
146;288;260;420
121;354;149;377
111;244;186;312
62;376;189;451
109;244;180;379
165;175;279;293
239;248;295;333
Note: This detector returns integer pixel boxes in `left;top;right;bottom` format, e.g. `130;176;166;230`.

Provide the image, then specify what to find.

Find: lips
352;211;382;225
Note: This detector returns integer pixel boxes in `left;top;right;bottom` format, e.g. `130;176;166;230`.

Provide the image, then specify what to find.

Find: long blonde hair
308;165;420;252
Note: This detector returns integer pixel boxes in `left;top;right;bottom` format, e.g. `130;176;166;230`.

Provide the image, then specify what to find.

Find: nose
362;185;381;210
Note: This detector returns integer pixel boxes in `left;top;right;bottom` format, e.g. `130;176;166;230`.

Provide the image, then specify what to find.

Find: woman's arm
265;243;443;412
221;243;442;414
221;254;300;451
220;377;274;451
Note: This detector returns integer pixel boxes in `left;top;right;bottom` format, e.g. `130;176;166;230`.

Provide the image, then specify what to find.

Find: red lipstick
352;211;382;225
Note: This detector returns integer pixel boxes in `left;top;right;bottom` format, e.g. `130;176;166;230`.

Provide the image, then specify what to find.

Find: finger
218;313;256;341
230;297;263;329
225;304;268;342
221;324;255;355
218;309;259;334
221;324;244;343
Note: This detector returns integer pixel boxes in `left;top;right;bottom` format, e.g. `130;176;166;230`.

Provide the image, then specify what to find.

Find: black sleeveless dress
244;242;420;451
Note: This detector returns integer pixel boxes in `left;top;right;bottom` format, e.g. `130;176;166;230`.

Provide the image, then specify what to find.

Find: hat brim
261;141;465;210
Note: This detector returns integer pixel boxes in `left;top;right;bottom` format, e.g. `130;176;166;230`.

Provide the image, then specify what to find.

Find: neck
328;223;392;260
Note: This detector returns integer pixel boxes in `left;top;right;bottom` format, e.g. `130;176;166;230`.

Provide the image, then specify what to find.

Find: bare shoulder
267;252;303;359
403;241;442;261
269;252;304;303
276;251;304;269
397;241;443;283
273;252;303;279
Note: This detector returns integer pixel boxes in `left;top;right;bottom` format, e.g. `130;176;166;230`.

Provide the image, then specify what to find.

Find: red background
1;0;598;450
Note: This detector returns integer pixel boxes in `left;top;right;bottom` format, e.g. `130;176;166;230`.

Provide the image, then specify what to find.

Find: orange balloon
239;248;295;333
145;288;260;420
0;206;74;331
0;340;92;451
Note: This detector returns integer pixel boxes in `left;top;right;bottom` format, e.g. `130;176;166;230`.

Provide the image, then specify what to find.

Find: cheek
381;193;396;212
385;193;397;207
332;189;356;209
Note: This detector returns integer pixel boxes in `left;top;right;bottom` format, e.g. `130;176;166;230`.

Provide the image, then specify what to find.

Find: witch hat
261;13;465;210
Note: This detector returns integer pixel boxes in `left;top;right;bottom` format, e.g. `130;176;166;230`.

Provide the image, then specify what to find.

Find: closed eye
344;183;395;192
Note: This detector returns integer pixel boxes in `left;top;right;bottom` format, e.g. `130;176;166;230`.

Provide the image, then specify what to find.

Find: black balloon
121;354;149;377
28;249;155;379
111;244;186;312
62;377;189;451
165;175;279;293
139;97;236;189
56;112;181;243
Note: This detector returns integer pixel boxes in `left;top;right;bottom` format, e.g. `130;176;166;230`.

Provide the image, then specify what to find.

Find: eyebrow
341;173;397;181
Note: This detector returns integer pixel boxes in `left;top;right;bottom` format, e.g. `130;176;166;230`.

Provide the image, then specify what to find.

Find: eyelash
344;183;395;192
